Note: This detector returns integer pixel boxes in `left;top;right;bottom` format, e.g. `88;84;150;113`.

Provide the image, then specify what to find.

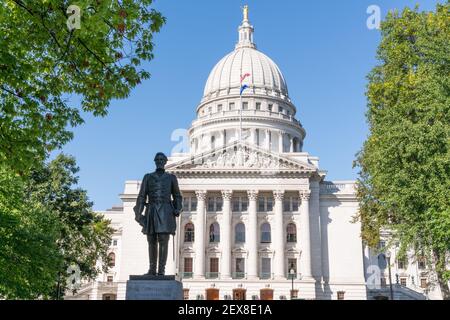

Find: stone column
265;129;270;150
223;129;227;148
194;190;207;279
290;135;294;152
250;128;257;147
221;190;233;279
300;189;312;280
247;190;259;279
278;131;284;153
273;190;285;279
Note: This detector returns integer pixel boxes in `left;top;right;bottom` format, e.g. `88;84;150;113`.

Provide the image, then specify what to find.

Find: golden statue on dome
243;5;249;21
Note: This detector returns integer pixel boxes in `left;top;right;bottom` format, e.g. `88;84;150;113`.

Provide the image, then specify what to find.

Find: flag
240;73;251;83
240;84;249;95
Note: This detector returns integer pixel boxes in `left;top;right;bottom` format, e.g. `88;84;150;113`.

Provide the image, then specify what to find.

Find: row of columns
192;129;302;154
192;189;312;280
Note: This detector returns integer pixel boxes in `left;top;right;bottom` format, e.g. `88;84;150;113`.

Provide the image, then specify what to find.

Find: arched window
286;223;297;243
209;223;220;243
184;223;195;243
261;223;271;243
108;252;116;267
235;223;245;243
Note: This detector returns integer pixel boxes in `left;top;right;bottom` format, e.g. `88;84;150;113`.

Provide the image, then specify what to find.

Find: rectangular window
184;258;193;273
266;197;273;211
208;197;215;212
236;258;245;273
210;258;219;273
337;291;345;300
261;258;271;279
183;289;190;300
241;197;248;211
232;197;240;212
288;258;297;278
216;197;223;211
256;102;261;110
229;102;235;110
107;276;113;282
420;278;427;288
258;197;265;212
279;106;284;113
268;104;273;112
381;277;387;287
217;104;222;112
398;258;407;270
418;257;426;270
243;102;248;110
400;278;407;286
191;197;197;211
283;198;291;212
292;197;299;211
183;197;190;211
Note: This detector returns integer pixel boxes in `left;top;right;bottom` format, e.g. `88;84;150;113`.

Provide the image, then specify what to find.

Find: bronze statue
133;152;183;276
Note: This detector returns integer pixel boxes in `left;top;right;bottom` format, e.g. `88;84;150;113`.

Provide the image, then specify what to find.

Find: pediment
166;141;316;173
232;247;247;254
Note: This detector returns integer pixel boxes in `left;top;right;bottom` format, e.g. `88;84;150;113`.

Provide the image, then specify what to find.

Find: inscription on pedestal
126;277;183;300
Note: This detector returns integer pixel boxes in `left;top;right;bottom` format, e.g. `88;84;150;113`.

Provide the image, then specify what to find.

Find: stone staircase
368;284;427;300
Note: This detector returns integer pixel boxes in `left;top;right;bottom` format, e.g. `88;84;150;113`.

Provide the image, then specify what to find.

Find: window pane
236;258;245;273
208;197;215;211
183;198;190;211
210;258;219;273
216;197;223;211
191;197;197;211
261;258;271;274
256;102;261;110
184;223;194;242
283;198;291;212
184;258;193;272
261;223;271;243
241;198;248;211
287;223;296;243
292;197;299;211
266;197;273;211
258;197;265;212
288;259;297;274
210;223;220;243
232;197;240;212
235;223;245;243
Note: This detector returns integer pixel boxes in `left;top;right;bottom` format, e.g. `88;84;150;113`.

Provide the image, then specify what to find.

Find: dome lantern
236;5;256;50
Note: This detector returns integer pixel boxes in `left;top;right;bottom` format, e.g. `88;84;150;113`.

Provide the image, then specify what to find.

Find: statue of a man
133;152;183;276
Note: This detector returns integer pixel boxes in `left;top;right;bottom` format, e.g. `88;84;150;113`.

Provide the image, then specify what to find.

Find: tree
354;3;450;299
0;165;63;299
28;154;114;299
0;154;114;299
0;0;165;174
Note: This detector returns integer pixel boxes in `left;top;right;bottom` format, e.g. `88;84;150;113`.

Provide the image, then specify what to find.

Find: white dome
202;47;289;101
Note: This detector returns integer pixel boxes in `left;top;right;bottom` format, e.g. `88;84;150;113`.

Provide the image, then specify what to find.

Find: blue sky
54;0;444;210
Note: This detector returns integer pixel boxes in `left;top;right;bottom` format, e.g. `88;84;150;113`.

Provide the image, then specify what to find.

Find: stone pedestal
125;275;183;300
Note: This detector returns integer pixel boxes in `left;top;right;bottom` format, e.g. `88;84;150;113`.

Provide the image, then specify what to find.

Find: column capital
221;190;233;200
300;189;311;201
273;190;285;201
247;190;259;201
195;190;208;201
